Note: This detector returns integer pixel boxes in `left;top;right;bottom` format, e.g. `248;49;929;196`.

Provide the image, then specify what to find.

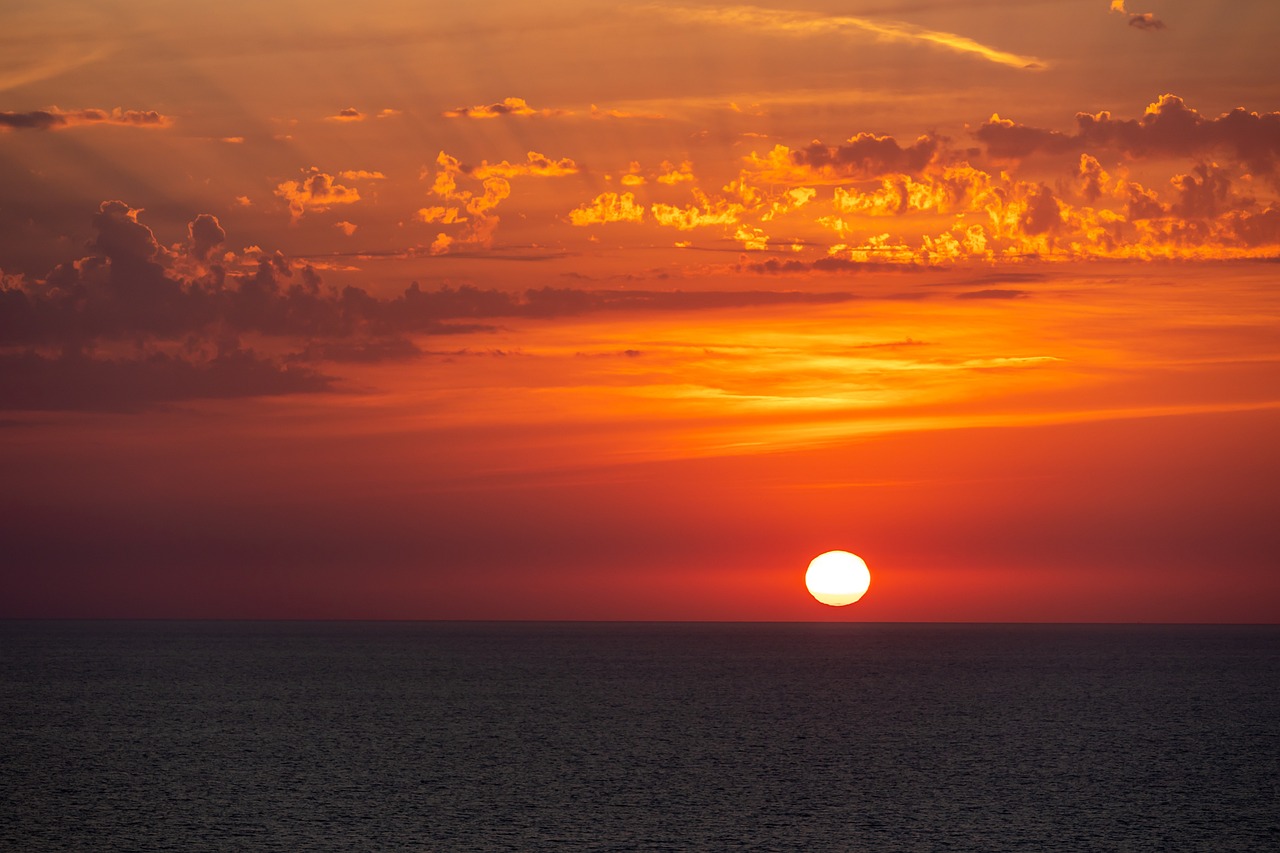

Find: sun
805;551;871;606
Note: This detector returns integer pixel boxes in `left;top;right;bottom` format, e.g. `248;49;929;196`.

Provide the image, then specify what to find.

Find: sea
2;621;1277;852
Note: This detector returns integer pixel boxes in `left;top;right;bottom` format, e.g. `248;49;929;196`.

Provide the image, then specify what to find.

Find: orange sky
2;0;1278;621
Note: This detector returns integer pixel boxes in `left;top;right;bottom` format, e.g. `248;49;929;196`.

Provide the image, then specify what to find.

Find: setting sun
805;551;872;607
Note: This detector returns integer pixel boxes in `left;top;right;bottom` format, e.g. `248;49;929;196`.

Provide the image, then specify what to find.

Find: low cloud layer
0;202;859;410
0;107;172;132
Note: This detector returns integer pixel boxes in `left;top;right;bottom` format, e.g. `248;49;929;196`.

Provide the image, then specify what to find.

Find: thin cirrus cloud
651;4;1046;69
0;107;172;132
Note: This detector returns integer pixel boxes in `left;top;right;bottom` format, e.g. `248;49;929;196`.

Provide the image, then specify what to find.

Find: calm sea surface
2;622;1277;852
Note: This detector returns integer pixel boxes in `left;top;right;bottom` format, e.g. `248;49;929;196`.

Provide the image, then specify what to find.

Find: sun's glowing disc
805;550;871;606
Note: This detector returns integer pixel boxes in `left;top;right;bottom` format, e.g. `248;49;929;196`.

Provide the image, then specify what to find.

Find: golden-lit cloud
569;192;646;226
470;152;580;179
657;161;696;185
325;107;364;122
334;221;358;236
417;206;464;225
338;170;386;180
274;169;361;222
1109;0;1166;31
0;107;172;132
420;152;514;253
651;189;745;230
442;97;567;119
655;4;1045;69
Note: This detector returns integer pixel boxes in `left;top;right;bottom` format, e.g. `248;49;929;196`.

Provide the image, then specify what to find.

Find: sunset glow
2;0;1278;621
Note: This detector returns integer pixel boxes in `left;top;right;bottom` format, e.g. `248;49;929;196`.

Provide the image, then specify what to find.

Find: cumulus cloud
326;107;365;122
569;192;646;226
0;107;172;132
187;214;226;261
744;135;938;183
977;95;1280;174
338;170;386;180
656;161;697;185
1;202;871;398
442;97;567;119
651;190;745;230
274;169;361;222
1109;1;1165;31
469;152;579;179
421;152;510;253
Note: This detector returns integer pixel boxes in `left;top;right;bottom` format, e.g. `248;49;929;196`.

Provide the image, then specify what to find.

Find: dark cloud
735;255;912;274
187;214;226;261
1171;164;1232;220
1224;207;1280;247
794;133;939;178
0;202;879;411
977;96;1280;174
0;108;171;132
1128;12;1165;30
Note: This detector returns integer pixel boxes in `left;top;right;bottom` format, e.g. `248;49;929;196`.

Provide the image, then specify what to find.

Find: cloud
469;152;579;179
91;200;162;269
734;256;905;275
0;107;172;132
745;135;938;183
569;192;646;226
187;214;226;261
651;190;745;230
421;152;513;253
978;96;1280;174
590;104;665;120
274;169;361;222
1109;1;1165;31
654;4;1045;69
326;107;365;122
334;221;358;237
338;170;386;180
656;161;697;185
442;97;567;119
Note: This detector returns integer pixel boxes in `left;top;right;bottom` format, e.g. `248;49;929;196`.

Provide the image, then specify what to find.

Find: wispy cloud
653;4;1045;70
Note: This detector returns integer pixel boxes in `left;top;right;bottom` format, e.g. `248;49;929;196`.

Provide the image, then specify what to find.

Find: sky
2;0;1278;621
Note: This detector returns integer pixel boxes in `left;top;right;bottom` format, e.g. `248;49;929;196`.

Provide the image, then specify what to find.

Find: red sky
2;0;1278;621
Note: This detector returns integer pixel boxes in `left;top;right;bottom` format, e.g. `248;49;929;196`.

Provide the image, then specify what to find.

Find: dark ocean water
2;622;1277;852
